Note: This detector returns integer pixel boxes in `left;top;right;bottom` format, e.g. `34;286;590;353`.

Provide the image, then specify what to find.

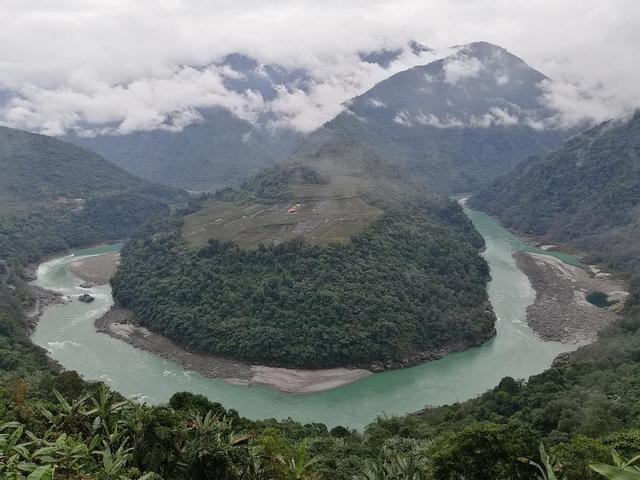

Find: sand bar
69;252;120;284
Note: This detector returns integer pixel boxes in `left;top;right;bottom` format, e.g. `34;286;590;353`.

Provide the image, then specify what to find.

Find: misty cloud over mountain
0;1;638;138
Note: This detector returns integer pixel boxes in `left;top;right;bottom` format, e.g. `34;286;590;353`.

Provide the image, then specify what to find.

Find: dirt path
514;251;628;343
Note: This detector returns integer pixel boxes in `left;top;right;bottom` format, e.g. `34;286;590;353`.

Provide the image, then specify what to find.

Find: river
31;208;581;429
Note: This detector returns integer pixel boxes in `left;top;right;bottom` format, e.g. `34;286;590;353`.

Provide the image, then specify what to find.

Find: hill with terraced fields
111;141;497;369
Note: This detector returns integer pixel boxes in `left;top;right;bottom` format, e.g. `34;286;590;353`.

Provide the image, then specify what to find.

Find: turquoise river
31;208;583;429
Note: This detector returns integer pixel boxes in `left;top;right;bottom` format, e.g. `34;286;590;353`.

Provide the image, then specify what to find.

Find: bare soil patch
69;252;120;284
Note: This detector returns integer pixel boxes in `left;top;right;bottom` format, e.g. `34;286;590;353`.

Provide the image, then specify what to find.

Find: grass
182;193;382;249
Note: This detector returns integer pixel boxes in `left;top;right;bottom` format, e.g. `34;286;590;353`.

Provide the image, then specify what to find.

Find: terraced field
182;194;382;249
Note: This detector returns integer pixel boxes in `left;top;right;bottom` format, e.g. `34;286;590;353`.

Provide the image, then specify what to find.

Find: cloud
368;98;387;108
537;79;638;129
2;65;268;136
415;113;464;128
393;110;414;127
0;0;638;136
469;107;520;128
443;55;483;84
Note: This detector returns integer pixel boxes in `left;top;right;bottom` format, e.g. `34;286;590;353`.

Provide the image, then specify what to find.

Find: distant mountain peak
346;40;551;133
358;40;434;68
304;41;572;193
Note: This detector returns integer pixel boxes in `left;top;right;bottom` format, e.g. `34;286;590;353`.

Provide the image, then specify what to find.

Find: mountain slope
471;111;640;272
66;108;289;191
0;126;150;209
111;141;496;369
59;45;438;191
305;42;571;193
0;126;186;267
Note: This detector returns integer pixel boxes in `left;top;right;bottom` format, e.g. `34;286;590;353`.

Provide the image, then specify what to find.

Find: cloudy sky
0;0;638;136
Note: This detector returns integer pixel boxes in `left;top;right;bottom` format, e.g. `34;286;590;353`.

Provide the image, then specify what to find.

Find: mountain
61;44;438;192
111;140;496;369
359;40;433;67
61;51;316;191
66;108;289;192
471;111;640;273
0;126;186;267
305;41;572;193
0;126;151;209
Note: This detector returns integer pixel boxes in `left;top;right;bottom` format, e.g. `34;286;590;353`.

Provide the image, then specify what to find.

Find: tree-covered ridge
471;111;640;273
0;126;164;211
112;197;494;369
112;151;495;369
215;163;330;203
0;125;188;269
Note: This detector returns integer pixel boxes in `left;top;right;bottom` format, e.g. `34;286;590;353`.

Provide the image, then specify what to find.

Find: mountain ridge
471;110;640;273
302;41;574;193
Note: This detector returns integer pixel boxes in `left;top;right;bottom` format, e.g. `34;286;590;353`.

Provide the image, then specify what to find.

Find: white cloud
368;98;387;108
538;79;637;129
415;113;464;128
393;110;414;127
0;0;638;135
443;55;483;84
469;107;521;127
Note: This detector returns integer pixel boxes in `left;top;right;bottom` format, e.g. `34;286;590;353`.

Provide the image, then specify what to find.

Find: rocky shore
23;284;67;332
514;251;628;343
366;324;496;372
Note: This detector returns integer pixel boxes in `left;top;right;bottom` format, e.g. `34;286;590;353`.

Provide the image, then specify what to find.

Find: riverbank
30;208;585;428
69;252;120;285
23;284;66;332
514;251;628;343
95;306;372;393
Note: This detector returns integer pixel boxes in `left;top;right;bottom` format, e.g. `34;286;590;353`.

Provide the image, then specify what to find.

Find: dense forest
472;111;640;273
111;160;496;369
0;126;188;268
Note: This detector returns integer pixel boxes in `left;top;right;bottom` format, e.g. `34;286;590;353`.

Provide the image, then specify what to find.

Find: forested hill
302;41;572;193
0;126;157;209
111;141;497;369
0;126;188;423
0;126;188;269
471;111;640;273
66;107;293;192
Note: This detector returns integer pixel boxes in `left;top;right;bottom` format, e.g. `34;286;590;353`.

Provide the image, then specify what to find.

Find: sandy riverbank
514;251;628;343
69;252;120;285
95;306;372;393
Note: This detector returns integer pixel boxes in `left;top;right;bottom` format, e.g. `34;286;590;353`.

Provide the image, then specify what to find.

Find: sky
0;0;638;136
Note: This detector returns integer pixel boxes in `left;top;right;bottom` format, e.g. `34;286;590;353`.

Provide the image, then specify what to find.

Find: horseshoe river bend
30;207;584;429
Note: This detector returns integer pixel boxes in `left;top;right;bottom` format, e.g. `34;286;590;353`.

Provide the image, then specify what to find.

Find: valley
30;206;593;428
1;7;639;476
